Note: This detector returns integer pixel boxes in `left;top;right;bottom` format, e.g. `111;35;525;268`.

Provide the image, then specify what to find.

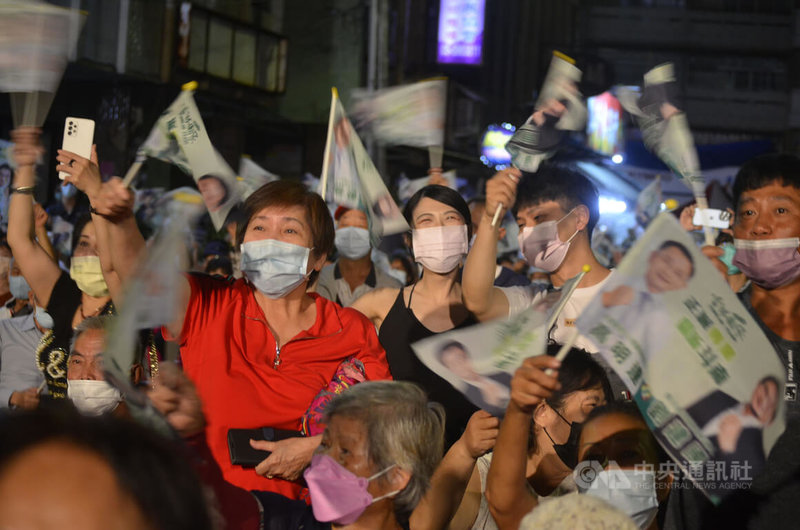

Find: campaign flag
351;78;446;150
505;52;587;172
636;175;662;227
0;0;85;126
410;268;588;417
238;156;279;201
538;266;590;334
103;190;204;435
137;107;191;174
412;304;548;418
303;172;321;193
617;64;713;244
397;170;456;202
576;213;786;503
136;86;240;230
320;88;409;242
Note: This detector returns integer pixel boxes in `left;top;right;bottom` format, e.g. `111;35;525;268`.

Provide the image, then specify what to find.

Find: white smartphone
693;207;731;229
59;117;95;180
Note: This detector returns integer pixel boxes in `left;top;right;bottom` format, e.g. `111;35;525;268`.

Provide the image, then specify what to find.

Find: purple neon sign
437;0;485;65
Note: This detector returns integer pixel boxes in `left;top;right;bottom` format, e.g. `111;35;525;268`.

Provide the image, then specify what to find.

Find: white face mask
68;380;122;416
581;469;659;529
240;239;312;299
335;227;371;260
412;225;469;274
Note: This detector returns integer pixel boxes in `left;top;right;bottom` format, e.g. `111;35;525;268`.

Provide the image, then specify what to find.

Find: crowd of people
0;123;798;530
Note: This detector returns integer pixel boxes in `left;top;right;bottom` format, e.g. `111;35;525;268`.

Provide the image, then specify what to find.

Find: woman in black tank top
352;185;481;447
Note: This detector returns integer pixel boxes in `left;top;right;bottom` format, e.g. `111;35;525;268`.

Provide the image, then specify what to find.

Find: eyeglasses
578;429;656;469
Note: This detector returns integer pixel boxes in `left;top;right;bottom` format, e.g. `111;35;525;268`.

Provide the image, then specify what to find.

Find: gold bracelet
10;186;35;195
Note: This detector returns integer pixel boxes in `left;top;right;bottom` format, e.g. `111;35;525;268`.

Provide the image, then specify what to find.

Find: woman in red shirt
98;179;391;499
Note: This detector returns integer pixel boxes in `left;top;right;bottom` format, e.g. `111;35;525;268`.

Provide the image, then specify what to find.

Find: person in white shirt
462;164;622;395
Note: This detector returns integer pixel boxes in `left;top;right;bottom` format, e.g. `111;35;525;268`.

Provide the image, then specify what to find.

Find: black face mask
543;405;582;468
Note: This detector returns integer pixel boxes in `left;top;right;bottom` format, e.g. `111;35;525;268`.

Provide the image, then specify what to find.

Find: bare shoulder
351;287;402;325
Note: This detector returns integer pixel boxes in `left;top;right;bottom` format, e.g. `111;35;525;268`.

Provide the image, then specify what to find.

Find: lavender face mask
733;237;800;289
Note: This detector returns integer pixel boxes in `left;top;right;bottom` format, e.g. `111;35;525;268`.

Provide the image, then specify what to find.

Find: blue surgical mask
581;469;659;529
8;274;30;300
34;306;54;329
335;227;371;260
240;239;311;299
719;242;741;275
386;267;407;285
62;182;78;200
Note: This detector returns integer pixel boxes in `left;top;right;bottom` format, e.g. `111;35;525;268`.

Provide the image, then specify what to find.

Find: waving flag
320;88;409;243
136;84;240;230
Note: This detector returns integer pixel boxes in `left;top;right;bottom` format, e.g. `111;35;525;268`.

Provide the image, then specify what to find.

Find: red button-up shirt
173;274;391;497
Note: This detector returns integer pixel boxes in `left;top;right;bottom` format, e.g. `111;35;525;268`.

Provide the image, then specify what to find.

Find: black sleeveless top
378;286;480;448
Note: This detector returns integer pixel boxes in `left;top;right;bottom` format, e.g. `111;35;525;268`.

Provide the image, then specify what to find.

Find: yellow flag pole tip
664;199;679;210
182;81;198;92
582;264;591;273
173;192;203;204
553;51;575;64
331;87;339;98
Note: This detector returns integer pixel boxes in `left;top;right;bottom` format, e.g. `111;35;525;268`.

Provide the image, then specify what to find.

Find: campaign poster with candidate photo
576;213;786;504
411;304;548;418
137;89;240;231
350;78;447;149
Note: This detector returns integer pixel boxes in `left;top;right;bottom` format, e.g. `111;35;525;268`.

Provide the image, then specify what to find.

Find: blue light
479;124;514;167
611;154;624;164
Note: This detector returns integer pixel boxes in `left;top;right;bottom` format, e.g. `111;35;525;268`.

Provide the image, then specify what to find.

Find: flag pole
319;87;338;201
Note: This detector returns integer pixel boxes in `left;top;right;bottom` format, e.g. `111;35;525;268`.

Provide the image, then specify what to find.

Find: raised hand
11;127;43;168
56;145;102;199
92;177;135;220
485;167;522;225
509;355;561;414
458;410;500;459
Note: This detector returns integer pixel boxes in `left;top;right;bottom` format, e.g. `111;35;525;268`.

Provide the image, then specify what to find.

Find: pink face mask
412;225;469;274
733;237;800;289
304;453;399;525
517;208;578;272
